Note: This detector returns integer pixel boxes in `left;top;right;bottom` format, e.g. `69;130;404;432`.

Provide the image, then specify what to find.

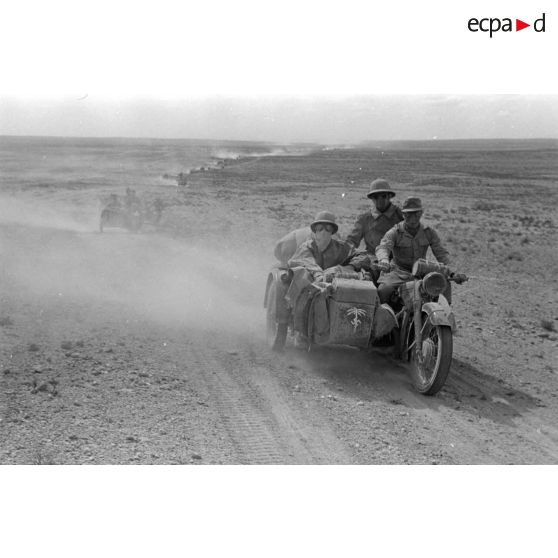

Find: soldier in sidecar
264;211;397;352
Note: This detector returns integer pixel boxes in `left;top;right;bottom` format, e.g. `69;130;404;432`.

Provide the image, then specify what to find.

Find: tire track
188;336;353;464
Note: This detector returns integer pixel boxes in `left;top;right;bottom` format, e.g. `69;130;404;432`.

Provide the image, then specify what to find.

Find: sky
1;94;557;143
1;0;557;143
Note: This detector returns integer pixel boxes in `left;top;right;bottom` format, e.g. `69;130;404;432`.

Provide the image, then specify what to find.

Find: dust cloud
211;146;313;161
0;195;269;341
0;195;98;233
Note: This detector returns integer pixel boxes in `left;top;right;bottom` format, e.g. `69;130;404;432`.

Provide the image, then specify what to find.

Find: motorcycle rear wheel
410;323;452;395
266;279;287;351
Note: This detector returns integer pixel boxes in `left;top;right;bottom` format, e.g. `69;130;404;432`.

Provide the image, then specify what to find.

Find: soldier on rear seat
345;178;404;281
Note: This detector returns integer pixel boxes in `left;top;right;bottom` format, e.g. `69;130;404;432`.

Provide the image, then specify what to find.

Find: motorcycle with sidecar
264;258;467;395
99;204;143;233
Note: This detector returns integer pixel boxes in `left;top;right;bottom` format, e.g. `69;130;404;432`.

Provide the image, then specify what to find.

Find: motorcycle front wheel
410;323;453;395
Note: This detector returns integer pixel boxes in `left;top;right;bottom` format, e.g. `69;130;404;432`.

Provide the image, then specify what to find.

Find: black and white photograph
1;1;556;556
1;96;557;466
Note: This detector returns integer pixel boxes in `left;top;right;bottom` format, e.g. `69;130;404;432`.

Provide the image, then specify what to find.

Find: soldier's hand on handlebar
348;252;371;271
377;260;391;273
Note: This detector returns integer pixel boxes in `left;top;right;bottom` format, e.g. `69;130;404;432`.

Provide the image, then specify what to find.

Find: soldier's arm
375;227;396;263
345;215;365;248
340;243;357;266
429;228;451;265
288;242;323;274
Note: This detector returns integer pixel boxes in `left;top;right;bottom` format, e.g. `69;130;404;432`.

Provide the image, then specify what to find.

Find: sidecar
99;206;143;233
264;266;397;351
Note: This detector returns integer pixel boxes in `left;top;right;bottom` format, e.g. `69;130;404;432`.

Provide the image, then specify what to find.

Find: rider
274;218;344;266
105;193;122;211
288;211;355;282
286;211;356;348
345;178;404;281
347;178;404;253
124;188;142;211
375;196;464;304
152;197;164;224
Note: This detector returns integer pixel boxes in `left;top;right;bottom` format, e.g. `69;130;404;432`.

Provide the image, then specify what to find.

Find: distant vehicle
142;198;164;226
99;198;142;233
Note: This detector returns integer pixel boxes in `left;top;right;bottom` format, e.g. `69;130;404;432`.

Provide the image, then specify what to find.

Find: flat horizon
1;134;557;145
3;95;557;144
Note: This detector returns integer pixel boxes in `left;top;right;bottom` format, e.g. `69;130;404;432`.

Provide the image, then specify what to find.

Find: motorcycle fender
264;270;279;308
422;301;456;332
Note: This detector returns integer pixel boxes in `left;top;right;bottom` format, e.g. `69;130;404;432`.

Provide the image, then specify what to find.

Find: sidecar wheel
410;324;452;396
266;279;287;351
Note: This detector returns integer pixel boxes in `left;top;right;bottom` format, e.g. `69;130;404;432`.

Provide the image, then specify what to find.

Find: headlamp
422;272;447;297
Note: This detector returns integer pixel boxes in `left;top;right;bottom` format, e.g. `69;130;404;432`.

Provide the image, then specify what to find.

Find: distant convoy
161;154;243;186
99;189;163;233
99;155;244;233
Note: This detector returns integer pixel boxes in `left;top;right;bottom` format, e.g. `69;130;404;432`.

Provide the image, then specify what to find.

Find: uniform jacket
289;237;355;276
375;222;450;272
346;203;404;254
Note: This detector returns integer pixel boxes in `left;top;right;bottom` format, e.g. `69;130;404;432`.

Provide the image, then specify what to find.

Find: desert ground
0;136;557;464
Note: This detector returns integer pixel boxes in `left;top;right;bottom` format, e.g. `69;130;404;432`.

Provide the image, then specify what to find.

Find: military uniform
346;203;404;254
376;221;450;275
375;221;452;303
284;211;354;349
289;237;355;277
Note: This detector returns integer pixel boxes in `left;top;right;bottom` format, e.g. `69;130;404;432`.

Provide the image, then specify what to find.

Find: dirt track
1;140;557;464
